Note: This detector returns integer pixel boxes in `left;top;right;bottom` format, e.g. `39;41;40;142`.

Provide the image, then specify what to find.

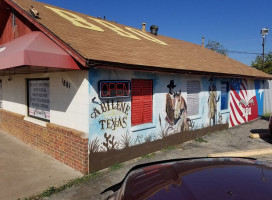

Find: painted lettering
120;102;126;113
100;102;108;112
116;101;120;111
91;99;130;130
117;117;122;127
45;6;104;32
99;119;106;130
107;118;112;130
91;107;101;119
44;6;167;45
243;107;252;117
99;116;128;130
90;17;140;40
92;99;129;117
125;27;168;45
122;116;127;128
125;104;131;115
106;101;110;110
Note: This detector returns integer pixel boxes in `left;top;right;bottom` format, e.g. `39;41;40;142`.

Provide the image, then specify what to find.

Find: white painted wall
264;80;272;114
2;75;26;115
1;70;89;135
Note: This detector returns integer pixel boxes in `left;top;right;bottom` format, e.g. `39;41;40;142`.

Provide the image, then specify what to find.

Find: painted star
258;89;264;98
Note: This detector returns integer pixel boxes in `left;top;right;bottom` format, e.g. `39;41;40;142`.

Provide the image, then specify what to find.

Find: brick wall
0;109;89;174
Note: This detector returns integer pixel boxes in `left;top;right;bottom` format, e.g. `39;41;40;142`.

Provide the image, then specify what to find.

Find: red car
102;157;272;200
269;114;272;135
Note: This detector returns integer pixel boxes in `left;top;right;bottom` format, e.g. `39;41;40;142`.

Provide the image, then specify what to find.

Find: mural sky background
39;0;272;66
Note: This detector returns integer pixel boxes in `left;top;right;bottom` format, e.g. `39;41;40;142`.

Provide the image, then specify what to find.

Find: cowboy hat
167;80;176;88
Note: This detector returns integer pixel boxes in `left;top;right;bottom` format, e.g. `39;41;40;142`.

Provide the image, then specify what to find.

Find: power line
210;48;267;55
227;51;261;55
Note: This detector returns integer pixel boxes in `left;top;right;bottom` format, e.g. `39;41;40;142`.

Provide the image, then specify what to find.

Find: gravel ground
42;118;272;200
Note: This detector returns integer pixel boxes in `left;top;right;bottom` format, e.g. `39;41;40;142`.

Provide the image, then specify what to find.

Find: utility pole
261;28;269;68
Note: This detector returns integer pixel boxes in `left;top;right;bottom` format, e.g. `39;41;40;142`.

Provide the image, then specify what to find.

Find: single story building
0;0;271;173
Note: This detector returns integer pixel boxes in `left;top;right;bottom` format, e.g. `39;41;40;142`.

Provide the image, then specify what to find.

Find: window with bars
131;79;153;126
187;80;200;116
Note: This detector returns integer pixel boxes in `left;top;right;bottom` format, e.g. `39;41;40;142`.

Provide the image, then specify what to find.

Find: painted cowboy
208;78;220;126
165;80;176;125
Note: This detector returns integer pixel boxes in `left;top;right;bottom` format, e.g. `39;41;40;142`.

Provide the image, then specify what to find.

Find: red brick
0;110;89;174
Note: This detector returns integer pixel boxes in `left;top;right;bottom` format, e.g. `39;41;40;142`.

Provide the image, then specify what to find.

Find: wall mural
89;98;131;152
89;69;261;171
229;79;262;127
89;68;264;157
89;74;233;153
208;78;220;126
90;99;130;131
160;80;188;137
254;80;264;117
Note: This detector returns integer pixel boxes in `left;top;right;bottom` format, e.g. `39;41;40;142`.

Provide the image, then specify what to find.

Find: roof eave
87;59;272;80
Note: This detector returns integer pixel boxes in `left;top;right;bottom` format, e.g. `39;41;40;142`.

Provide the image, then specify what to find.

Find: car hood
104;158;272;200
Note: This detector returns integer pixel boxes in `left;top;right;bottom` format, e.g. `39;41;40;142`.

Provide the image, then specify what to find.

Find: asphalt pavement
41;118;272;200
0;131;82;200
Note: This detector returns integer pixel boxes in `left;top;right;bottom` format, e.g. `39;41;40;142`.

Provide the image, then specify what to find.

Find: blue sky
38;0;272;66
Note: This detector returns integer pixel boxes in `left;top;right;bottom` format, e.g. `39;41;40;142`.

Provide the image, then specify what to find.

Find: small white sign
28;79;50;120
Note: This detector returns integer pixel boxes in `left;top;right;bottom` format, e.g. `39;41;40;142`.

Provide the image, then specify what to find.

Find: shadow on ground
261;137;272;144
260;116;270;121
250;128;272;145
250;129;269;134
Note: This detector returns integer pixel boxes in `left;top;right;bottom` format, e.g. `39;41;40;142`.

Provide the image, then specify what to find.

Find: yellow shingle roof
8;0;272;79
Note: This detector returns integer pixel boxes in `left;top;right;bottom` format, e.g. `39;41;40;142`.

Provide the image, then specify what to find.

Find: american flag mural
229;79;258;127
